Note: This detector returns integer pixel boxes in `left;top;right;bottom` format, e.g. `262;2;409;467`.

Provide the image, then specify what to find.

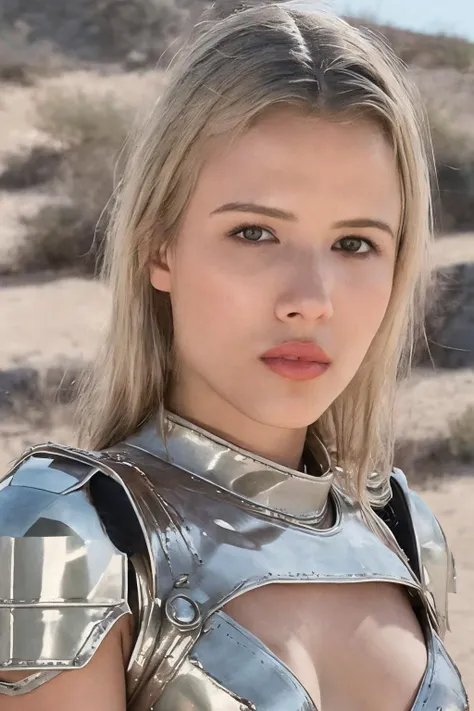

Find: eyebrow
211;202;296;221
333;218;395;239
211;202;395;239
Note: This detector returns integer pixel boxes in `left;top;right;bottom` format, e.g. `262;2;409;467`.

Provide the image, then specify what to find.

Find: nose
274;256;334;324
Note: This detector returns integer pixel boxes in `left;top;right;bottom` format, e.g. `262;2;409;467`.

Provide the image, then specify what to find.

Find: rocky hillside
0;0;192;65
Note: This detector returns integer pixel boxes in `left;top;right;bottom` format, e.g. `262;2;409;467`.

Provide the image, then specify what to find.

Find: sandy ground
0;274;109;370
0;68;473;696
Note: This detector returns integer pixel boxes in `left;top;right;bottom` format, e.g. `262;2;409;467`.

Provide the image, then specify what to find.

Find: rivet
166;594;200;627
174;574;190;588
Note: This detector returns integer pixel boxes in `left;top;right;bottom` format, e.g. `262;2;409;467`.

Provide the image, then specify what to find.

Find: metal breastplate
0;413;468;710
115;414;468;711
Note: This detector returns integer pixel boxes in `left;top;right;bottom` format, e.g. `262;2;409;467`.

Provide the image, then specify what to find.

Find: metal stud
174;574;189;588
165;594;201;629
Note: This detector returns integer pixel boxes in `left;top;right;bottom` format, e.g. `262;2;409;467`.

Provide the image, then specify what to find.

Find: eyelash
334;235;381;257
227;223;380;256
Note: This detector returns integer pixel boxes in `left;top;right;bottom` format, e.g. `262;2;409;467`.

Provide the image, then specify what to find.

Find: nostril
288;312;299;318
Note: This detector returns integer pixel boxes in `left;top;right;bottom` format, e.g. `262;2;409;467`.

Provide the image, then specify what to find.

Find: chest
224;581;428;711
121;463;467;711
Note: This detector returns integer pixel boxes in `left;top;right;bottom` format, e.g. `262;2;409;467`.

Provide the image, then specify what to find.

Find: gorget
128;411;335;527
0;411;468;710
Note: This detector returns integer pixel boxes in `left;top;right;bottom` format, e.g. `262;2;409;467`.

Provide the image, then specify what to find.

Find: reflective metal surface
121;416;467;711
392;468;456;639
126;412;333;526
0;414;468;710
157;658;256;711
413;632;468;710
190;611;315;711
166;594;201;626
0;452;130;689
0;670;60;696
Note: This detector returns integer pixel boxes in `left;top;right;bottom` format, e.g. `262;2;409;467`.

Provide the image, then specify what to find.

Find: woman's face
151;109;401;432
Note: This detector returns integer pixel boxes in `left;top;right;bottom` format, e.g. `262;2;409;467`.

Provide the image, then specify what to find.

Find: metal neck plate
125;412;334;525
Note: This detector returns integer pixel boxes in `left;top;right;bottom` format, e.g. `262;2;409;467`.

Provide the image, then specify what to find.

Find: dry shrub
16;202;104;272
419;263;474;369
0;362;81;413
428;106;474;232
34;87;134;148
0;363;80;460
0;145;63;190
0;22;64;85
448;405;474;460
0;0;186;66
11;87;135;273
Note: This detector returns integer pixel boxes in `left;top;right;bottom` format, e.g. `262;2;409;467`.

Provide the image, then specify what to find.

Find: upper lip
261;340;331;363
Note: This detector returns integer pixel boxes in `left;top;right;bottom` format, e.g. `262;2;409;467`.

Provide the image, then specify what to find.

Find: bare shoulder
0;445;134;708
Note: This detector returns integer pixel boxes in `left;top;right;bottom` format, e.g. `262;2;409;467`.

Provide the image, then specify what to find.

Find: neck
169;382;307;471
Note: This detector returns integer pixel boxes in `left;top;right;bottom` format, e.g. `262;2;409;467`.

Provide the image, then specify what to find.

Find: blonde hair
75;1;434;510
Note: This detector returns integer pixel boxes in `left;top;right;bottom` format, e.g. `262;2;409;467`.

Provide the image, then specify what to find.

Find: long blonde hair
75;1;434;509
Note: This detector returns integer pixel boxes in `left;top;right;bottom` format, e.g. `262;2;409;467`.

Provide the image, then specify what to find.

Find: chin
243;396;328;431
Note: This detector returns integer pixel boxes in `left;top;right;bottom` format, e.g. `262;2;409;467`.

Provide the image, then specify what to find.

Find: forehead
193;109;402;226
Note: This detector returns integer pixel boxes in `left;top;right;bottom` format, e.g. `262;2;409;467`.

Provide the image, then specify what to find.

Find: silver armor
0;412;468;709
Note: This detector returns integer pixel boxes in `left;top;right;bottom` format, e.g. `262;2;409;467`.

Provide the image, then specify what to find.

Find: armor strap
0;671;60;696
129;589;204;711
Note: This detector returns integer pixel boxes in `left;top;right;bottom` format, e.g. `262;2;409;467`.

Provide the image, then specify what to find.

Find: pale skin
1;109;427;710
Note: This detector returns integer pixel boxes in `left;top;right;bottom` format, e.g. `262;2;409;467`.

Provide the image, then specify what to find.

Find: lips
261;341;331;362
260;341;331;381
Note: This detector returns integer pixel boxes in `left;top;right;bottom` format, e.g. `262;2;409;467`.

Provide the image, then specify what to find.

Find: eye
229;224;277;244
333;236;377;255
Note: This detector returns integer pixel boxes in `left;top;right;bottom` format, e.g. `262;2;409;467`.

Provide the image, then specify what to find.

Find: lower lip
261;357;330;381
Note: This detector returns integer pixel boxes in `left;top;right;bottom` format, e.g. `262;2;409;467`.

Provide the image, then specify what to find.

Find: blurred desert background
0;0;473;696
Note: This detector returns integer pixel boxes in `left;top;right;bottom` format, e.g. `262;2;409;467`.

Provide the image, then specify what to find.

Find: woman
0;3;468;710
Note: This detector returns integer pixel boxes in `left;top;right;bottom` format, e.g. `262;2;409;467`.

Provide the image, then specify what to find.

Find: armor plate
0;414;468;710
0;450;130;692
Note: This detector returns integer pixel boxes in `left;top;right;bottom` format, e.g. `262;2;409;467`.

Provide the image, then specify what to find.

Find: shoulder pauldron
0;445;131;693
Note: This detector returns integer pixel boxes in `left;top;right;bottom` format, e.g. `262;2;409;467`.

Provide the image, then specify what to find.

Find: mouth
260;340;331;381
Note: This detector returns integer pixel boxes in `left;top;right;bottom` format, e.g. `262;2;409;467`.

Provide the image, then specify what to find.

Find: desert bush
0;0;186;66
0;22;64;84
0;362;82;413
417;262;474;369
11;87;135;273
427;106;474;231
0;363;80;450
16;201;105;272
34;87;134;148
447;405;474;460
0;145;63;189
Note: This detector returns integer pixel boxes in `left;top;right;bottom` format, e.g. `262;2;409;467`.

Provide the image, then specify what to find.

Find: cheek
333;260;394;347
169;242;262;350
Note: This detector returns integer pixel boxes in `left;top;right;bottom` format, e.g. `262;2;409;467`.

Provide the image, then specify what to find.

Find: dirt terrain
0;66;473;697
